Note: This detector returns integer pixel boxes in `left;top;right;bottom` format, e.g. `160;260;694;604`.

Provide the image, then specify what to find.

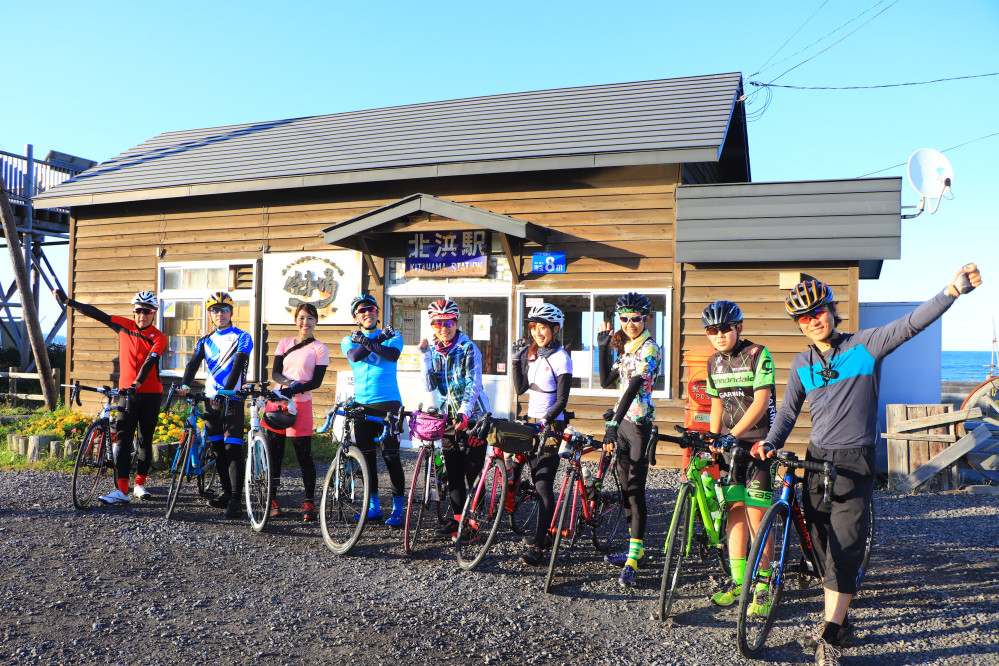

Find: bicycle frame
678;451;726;557
168;395;209;477
548;439;613;536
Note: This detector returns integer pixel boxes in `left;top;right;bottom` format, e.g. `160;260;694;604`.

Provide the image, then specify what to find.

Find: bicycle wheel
245;432;272;532
658;483;694;621
544;469;582;594
510;473;539;535
320;446;370;555
404;446;434;556
456;456;507;571
736;501;790;658
72;420;110;509
590;459;626;552
436;462;451;524
165;428;194;520
197;432;218;497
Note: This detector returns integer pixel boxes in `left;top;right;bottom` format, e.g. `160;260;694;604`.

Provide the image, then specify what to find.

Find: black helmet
263;407;297;430
615;292;651;315
785;280;835;318
701;301;743;328
350;294;378;316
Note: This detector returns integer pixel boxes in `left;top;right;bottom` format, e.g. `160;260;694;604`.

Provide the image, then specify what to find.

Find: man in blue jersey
341;294;407;527
760;264;981;666
177;292;254;519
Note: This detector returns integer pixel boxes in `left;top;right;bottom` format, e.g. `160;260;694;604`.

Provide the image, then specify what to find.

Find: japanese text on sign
405;230;489;278
531;252;566;274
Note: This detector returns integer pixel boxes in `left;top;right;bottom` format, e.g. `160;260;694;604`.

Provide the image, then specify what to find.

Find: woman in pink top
265;303;329;521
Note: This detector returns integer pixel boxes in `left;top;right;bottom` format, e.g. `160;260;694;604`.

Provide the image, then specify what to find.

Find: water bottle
701;469;721;526
558;435;572;459
581;466;596;502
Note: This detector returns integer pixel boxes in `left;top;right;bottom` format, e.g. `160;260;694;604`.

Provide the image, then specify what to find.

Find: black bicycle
736;450;875;658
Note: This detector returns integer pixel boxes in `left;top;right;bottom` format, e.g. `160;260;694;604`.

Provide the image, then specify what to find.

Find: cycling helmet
785;280;835;318
350;294;378;316
131;291;159;310
701;300;743;328
206;291;234;311
427;298;460;321
615;292;651;315
527;302;564;327
263;407;297;430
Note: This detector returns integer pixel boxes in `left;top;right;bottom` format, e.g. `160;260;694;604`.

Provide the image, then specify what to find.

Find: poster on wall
263;250;362;324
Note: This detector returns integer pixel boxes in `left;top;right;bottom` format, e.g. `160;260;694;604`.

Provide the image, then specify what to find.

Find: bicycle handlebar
775;451;838;504
62;380;130;412
316;400;409;437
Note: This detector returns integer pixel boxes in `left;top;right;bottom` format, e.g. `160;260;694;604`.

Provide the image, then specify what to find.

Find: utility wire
751;0;830;77
751;72;999;90
857;131;999;177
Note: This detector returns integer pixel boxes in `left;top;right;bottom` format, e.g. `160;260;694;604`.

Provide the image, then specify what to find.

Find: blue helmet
701;301;743;328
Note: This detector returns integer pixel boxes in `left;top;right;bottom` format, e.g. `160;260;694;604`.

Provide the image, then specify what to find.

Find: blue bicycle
315;399;405;555
163;384;216;521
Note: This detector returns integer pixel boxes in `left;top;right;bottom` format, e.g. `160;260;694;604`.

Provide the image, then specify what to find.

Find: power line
750;72;999;90
857;131;999;177
751;0;830;77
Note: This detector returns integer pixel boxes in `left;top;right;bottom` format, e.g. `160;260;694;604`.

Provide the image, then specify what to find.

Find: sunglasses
705;324;735;335
431;319;457;329
133;308;154;315
208;307;231;314
355;306;378;315
619;315;645;324
796;307;827;324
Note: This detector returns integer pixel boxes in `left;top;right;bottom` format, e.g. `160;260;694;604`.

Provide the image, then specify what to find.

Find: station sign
531;252;566;274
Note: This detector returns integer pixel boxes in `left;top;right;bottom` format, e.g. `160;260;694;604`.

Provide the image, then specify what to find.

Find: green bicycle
656;426;731;622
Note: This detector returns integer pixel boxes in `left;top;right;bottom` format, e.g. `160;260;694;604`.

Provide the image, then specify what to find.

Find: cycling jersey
513;345;572;421
341;329;403;404
705;338;776;443
188;325;254;398
611;332;661;423
768;290;956;450
420;333;489;419
276;337;329;404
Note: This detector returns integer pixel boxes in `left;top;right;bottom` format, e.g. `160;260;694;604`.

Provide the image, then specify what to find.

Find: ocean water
941;350;998;382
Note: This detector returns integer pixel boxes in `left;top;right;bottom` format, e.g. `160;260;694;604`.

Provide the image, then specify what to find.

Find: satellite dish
905;148;953;217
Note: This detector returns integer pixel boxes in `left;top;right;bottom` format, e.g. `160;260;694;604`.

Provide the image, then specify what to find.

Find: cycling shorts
721;450;774;508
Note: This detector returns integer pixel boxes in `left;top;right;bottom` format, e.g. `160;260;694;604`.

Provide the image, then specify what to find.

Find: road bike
315;399;405;555
655;427;735;621
66;381;133;509
217;382;289;532
403;406;451;556
162;384;216;520
736;450;875;658
543;426;626;594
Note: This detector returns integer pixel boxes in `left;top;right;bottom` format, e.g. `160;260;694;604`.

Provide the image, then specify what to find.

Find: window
158;261;257;378
518;290;672;397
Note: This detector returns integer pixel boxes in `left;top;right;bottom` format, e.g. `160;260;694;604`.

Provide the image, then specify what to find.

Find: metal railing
0;149;86;207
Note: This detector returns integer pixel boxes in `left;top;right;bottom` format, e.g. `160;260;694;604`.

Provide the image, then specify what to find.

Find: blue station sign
531;252;566;274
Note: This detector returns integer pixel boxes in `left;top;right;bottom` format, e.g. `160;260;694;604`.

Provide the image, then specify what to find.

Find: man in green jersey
702;300;776;607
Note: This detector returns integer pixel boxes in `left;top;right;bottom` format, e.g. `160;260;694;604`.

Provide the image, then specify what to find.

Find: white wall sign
263;251;362;324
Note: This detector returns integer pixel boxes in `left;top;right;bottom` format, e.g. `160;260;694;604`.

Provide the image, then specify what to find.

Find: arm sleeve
362;333;402;363
181;343;205;387
223;352;249;391
420;349;437;392
511;358;529;394
65;298;116;329
272;354;293;385
457;344;485;418
861;290;956;359
133;355;158;387
342;336;372;363
283;364;327;396
766;367;806;448
612;375;645;423
598;339;619;388
542;373;573;423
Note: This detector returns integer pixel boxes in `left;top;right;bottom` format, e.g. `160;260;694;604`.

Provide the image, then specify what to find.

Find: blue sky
2;0;997;349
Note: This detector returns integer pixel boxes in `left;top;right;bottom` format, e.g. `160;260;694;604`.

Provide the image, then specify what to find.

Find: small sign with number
531;252;566;274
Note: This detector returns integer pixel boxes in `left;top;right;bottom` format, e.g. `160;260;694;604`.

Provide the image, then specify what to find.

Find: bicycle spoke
737;502;789;658
456;456;507;571
72;421;110;510
658;483;694;621
320;447;370;555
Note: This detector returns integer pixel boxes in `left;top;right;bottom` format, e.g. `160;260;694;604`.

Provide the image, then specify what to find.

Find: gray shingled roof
34;72;744;208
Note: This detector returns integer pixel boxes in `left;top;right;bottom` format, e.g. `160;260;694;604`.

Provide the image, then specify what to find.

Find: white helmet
527;303;564;327
131;291;159;310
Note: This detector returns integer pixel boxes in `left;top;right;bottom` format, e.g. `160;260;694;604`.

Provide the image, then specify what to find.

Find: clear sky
2;0;997;349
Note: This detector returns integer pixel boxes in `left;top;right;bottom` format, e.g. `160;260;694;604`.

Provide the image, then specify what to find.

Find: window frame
515;288;672;399
157;260;258;381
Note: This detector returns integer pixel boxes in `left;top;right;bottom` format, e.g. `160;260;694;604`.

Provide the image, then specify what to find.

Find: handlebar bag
486;418;536;455
409;411;447;441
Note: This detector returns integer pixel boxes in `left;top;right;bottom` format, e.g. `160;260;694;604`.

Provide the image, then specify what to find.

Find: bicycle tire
590;459;626;552
544;468;581;594
456;456;507;571
197;431;218;497
72;420;110;509
404;447;433;556
245;433;272;532
319;446;370;555
658;482;694;621
736;501;790;658
510;472;539;535
165;428;194;520
436;462;451;524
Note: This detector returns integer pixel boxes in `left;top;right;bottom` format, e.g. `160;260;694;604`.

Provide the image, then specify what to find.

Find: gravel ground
1;453;997;666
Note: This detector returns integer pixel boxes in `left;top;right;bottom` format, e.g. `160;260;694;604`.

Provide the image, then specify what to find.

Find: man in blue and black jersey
761;264;982;665
177;291;254;519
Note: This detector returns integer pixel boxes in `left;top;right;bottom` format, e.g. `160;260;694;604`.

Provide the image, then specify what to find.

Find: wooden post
8;367;17;409
0;176;58;410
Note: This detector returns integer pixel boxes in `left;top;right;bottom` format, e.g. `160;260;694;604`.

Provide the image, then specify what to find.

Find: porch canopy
322;193;547;285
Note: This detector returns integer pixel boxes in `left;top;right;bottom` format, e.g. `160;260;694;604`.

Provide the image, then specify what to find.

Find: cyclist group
62;261;981;666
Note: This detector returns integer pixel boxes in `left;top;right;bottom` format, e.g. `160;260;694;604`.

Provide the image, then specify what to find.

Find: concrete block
966;485;999;495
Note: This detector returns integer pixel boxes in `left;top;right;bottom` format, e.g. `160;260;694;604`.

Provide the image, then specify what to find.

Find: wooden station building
35;72;902;466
